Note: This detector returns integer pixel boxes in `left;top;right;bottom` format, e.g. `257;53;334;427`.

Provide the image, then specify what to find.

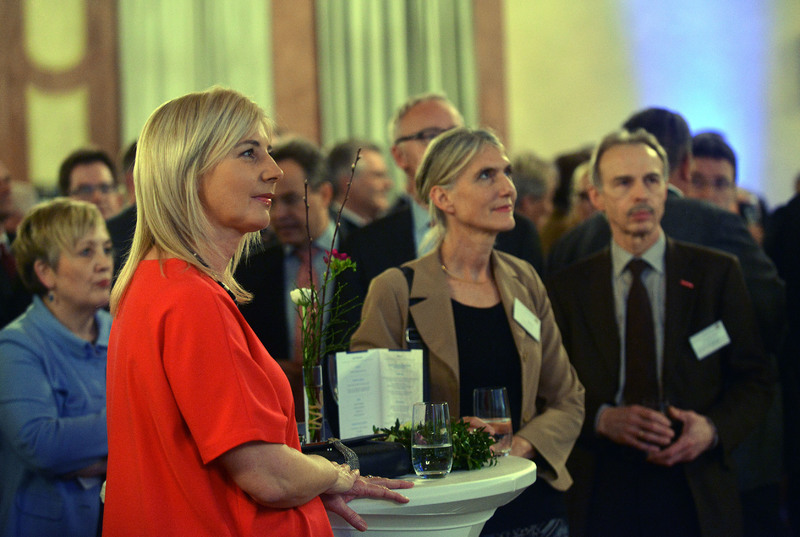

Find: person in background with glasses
58;148;122;219
687;131;768;247
335;94;544;357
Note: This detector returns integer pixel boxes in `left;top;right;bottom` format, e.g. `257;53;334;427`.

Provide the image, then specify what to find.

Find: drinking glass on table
411;402;453;478
473;387;513;456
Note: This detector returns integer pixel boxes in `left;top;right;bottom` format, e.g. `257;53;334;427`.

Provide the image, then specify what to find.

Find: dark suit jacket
235;243;291;361
106;204;137;278
547;194;786;352
235;236;348;428
337;205;544;328
235;213;355;358
546;239;774;537
765;193;800;331
0;232;32;328
765;193;800;474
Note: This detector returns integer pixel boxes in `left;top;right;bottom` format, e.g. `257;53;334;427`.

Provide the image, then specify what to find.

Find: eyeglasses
690;177;733;191
69;184;117;197
394;127;452;145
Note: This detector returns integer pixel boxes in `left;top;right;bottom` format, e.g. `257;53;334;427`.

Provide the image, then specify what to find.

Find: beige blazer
350;248;585;490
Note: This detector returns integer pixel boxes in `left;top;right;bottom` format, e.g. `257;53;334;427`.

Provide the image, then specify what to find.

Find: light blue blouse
0;296;110;536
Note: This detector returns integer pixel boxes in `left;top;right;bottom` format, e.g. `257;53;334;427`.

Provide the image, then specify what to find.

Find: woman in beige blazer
350;128;584;536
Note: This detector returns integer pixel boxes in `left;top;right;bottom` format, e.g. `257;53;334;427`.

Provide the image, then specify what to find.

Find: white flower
290;287;313;307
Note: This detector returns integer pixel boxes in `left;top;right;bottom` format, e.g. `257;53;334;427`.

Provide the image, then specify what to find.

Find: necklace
440;263;492;284
191;250;236;301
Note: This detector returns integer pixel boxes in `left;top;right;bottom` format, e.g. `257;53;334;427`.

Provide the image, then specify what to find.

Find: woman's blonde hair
12;198;105;296
415;128;505;249
110;87;273;313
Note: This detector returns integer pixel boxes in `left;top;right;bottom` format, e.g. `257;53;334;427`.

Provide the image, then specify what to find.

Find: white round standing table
329;455;536;537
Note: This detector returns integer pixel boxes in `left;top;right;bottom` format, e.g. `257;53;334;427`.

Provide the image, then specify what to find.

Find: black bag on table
301;434;412;478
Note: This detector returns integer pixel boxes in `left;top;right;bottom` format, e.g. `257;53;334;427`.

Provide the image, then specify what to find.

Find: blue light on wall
621;1;771;198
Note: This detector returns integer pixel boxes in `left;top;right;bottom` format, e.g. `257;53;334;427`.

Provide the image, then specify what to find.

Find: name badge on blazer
513;298;541;341
689;320;731;360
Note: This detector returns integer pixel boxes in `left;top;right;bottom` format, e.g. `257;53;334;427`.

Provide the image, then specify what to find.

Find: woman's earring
47;291;55;302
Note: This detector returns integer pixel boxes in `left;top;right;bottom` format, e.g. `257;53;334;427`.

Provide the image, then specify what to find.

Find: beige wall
767;0;800;205
5;1;799;207
505;1;637;158
0;0;118;193
504;0;800;207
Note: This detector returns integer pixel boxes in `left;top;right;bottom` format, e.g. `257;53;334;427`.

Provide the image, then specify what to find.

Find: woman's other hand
321;471;413;532
62;458;108;479
461;415;496;436
510;435;536;459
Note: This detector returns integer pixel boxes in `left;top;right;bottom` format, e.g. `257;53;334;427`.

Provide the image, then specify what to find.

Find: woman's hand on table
321;465;413;532
462;416;496;436
463;417;536;458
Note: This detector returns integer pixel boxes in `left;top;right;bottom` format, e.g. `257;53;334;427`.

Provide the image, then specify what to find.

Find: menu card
336;349;423;438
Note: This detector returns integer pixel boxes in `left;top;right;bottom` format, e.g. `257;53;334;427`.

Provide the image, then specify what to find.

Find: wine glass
411;402;453;478
473;387;513;456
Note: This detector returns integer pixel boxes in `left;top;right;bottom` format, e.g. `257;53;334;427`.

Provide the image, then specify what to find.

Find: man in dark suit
547;129;773;537
235;137;339;420
547;108;785;348
765;190;800;535
338;94;543;327
0;160;31;327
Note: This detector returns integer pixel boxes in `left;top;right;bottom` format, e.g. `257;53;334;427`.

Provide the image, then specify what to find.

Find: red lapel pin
680;279;694;289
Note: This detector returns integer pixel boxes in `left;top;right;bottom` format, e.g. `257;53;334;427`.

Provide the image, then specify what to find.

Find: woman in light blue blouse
0;198;112;536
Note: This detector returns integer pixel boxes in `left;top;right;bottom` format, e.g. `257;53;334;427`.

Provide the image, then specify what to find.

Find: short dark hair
622;108;691;173
326;139;381;196
271;137;327;190
57;148;117;195
692;131;737;181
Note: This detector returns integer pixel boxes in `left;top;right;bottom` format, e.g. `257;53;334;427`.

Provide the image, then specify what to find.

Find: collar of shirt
283;220;337;260
610;230;666;279
19;295;111;358
333;204;368;228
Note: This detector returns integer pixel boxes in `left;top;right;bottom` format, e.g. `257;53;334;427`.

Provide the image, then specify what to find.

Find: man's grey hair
511;152;558;202
590;129;669;189
386;93;463;145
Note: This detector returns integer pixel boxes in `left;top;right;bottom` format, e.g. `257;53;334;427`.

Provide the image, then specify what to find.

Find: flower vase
303;364;326;444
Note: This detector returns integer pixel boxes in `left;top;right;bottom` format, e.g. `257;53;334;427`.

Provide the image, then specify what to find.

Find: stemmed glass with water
473;387;513;456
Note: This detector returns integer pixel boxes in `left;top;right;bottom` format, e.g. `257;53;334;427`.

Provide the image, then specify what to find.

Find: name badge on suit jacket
689;320;731;360
513;298;541;341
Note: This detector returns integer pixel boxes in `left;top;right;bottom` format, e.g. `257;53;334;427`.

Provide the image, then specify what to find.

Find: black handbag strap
399;266;431;400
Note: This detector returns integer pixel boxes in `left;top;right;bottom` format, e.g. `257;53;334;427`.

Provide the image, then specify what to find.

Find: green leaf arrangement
374;418;498;471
